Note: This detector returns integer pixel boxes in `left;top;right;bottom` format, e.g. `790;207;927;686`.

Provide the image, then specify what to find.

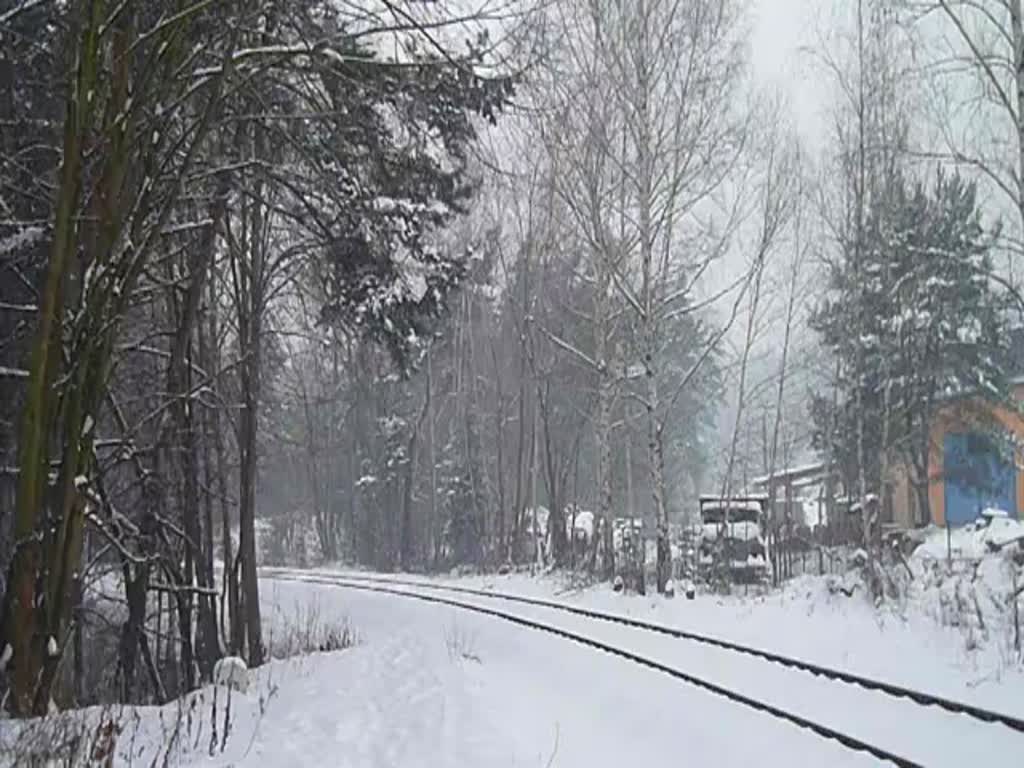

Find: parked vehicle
697;495;771;584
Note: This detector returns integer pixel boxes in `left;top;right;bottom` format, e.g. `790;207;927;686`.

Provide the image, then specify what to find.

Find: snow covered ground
4;566;1023;766
286;564;1024;712
1;577;878;767
267;573;1024;765
254;580;883;767
912;509;1024;561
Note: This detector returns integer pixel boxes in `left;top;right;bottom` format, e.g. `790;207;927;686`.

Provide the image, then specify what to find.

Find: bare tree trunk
426;345;439;568
232;173;265;666
592;373;614;577
854;0;870;549
1009;0;1024;244
199;271;237;651
537;383;569;565
595;269;615;579
2;3;100;713
513;247;532;564
165;214;220;684
530;399;542;569
766;166;805;586
72;574;82;704
400;390;429;569
491;344;507;562
199;350;219;660
629;0;670;594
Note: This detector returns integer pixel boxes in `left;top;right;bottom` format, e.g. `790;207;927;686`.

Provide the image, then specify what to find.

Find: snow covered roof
700;501;763;514
750;460;827;488
699;494;767;504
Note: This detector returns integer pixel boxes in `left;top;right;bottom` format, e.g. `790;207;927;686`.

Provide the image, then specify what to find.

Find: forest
2;0;1022;720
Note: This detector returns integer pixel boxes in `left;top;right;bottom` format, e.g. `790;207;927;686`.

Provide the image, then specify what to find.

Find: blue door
943;432;1017;526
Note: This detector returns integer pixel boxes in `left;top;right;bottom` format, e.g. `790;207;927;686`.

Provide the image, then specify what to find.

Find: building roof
750;460;827;488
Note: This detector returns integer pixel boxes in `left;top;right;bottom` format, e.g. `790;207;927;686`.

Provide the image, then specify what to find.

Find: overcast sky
749;0;829;151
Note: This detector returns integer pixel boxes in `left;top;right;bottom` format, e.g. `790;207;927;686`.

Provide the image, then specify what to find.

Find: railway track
264;568;1024;767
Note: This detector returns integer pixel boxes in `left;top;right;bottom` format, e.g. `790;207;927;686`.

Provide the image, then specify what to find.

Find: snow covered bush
912;548;1022;664
213;657;250;694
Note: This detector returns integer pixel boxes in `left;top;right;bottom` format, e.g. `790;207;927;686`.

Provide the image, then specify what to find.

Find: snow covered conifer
811;170;1012;524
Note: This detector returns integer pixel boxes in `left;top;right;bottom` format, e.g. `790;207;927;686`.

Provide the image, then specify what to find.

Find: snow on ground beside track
294;576;1024;766
293;564;1024;721
253;579;876;768
3;576;884;768
7;565;1022;766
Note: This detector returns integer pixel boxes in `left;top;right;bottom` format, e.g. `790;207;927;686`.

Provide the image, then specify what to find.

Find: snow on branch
0;0;47;27
0;225;44;255
543;327;602;371
0;301;38;313
161;218;214;237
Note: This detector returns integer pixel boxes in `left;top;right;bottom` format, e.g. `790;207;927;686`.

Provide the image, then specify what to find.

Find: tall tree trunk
2;4;96;714
207;274;238;653
538;384;567;565
166;159;228;683
426;345;438;567
512;243;533;564
231;153;266;666
236;201;265;667
1010;0;1024;246
766;192;804;586
632;0;669;593
854;0;870;553
198;349;220;664
530;400;541;569
400;390;429;569
594;266;614;579
165;275;199;689
491;344;507;562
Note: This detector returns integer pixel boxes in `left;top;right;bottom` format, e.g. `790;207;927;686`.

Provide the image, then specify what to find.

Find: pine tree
811;169;1012;524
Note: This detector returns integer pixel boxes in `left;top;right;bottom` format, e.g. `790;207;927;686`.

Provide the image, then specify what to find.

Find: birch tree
592;0;749;592
532;0;630;576
911;0;1024;278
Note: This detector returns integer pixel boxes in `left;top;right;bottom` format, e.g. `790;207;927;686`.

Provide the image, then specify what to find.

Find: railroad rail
268;572;919;765
266;569;1024;767
263;567;1024;737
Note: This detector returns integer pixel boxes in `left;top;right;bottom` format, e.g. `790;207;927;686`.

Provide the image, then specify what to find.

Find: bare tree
592;0;749;592
720;132;798;506
910;0;1024;275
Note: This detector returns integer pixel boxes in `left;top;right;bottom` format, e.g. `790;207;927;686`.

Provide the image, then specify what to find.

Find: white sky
749;0;829;152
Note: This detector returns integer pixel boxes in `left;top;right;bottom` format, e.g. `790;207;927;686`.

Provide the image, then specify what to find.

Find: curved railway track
264;568;1024;767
